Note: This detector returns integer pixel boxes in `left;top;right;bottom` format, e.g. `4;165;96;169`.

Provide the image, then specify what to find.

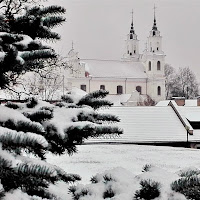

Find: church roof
81;59;147;79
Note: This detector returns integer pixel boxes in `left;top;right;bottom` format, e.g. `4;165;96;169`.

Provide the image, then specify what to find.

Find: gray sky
47;0;200;79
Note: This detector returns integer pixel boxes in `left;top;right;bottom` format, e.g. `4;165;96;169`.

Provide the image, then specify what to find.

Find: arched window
149;61;151;71
100;85;105;90
117;85;123;94
157;86;161;96
136;86;142;95
157;42;159;51
157;61;161;70
80;84;86;92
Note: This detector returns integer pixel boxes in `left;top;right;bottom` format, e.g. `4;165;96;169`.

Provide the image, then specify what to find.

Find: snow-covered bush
0;90;122;199
171;169;200;200
134;179;161;200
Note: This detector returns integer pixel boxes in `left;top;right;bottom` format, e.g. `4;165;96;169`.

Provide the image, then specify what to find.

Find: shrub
171;176;200;200
134;179;161;200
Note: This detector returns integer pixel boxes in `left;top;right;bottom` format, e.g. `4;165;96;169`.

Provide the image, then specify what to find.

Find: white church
66;9;166;103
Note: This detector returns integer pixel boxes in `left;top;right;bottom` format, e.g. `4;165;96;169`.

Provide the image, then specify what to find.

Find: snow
105;94;131;106
81;59;147;78
46;144;200;199
0;127;48;148
0;105;30;122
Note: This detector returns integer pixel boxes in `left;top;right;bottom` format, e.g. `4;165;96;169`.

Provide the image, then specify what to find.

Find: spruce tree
0;4;66;89
0;90;122;199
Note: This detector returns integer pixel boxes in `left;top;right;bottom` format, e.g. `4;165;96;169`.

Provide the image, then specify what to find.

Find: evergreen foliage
0;90;122;199
77;90;113;109
61;94;74;103
134;179;161;200
171;174;200;200
0;3;66;89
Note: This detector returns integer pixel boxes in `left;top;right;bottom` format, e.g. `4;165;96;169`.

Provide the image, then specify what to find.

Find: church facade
66;10;166;103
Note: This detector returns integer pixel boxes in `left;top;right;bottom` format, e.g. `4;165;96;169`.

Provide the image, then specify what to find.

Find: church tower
143;6;165;102
123;10;140;61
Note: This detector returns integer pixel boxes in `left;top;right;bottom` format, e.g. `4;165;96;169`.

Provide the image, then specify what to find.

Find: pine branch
20;49;56;61
42;16;65;28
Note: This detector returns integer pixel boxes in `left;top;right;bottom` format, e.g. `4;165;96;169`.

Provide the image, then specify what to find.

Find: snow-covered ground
47;144;200;184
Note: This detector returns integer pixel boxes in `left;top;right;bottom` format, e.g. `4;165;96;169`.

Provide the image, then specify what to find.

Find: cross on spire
131;9;134;24
152;4;158;31
72;41;74;50
153;4;157;19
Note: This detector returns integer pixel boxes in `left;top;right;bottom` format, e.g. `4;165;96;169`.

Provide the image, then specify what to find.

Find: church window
157;42;159;51
80;84;86;92
117;85;123;94
148;61;151;71
157;61;161;70
130;52;132;56
100;85;105;90
134;50;136;54
136;86;142;94
157;86;161;95
153;31;155;36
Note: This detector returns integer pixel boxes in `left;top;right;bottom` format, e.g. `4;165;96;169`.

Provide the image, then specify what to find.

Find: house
85;98;200;148
66;8;166;103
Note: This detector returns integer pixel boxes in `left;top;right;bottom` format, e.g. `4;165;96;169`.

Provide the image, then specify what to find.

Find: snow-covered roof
81;59;147;79
86;106;199;143
104;94;132;106
156;99;198;107
179;107;200;122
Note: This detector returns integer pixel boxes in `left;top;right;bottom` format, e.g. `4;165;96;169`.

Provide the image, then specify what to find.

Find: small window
117;85;123;94
130;52;132;56
136;86;142;95
80;84;86;92
134;50;136;54
157;61;161;70
127;50;129;54
157;47;159;51
100;85;105;90
157;86;161;95
148;61;151;71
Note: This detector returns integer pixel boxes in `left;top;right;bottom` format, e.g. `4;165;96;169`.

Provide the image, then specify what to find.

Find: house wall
67;78;147;95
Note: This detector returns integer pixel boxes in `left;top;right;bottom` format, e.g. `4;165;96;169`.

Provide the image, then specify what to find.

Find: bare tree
0;0;44;18
4;57;67;100
137;95;156;106
165;64;199;99
165;64;176;99
172;67;199;99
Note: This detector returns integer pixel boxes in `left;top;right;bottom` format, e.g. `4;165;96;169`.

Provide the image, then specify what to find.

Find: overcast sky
47;0;200;79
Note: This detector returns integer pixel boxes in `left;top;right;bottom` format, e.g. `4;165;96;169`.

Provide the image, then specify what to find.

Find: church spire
130;9;135;39
152;4;158;31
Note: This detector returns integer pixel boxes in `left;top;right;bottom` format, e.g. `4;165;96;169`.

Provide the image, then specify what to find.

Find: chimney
172;97;185;106
197;97;200;106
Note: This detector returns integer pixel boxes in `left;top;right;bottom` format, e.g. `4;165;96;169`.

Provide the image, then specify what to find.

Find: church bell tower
144;5;166;102
123;10;140;61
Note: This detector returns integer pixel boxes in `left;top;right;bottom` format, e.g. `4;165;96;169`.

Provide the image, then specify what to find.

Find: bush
134;179;161;200
171;176;200;200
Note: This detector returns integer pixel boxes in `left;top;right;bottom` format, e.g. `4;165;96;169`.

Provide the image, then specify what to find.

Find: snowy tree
0;4;66;90
165;64;176;99
172;67;199;99
165;65;199;99
0;90;122;199
3;57;67;100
